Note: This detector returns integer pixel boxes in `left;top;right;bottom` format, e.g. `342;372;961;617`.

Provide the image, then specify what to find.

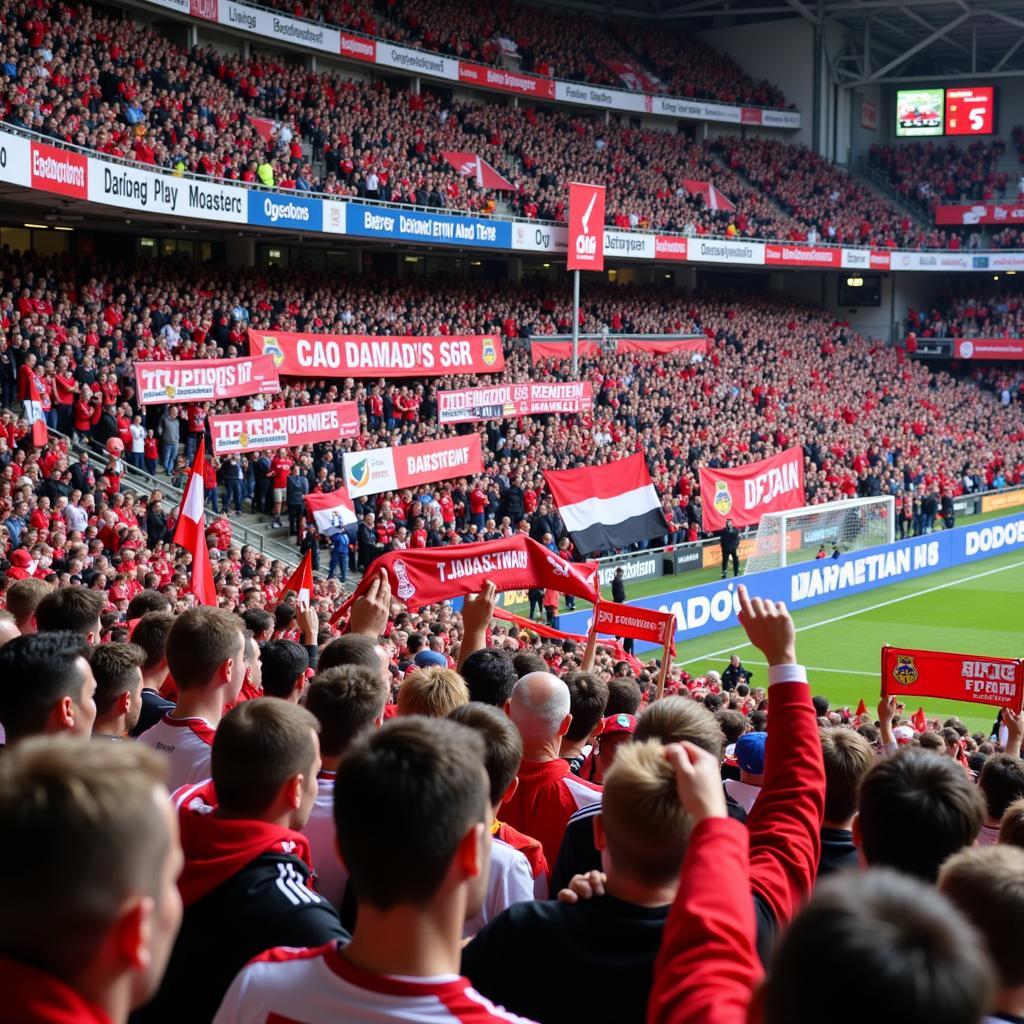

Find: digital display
945;86;995;135
896;88;945;136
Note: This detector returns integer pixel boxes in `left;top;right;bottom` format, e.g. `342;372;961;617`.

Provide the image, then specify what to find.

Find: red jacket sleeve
746;674;826;927
647;818;761;1024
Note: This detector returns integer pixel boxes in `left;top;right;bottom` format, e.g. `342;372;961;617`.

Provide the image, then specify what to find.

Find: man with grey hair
501;671;601;864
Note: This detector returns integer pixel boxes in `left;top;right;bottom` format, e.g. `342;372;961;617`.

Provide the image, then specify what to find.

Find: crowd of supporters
908;286;1024;339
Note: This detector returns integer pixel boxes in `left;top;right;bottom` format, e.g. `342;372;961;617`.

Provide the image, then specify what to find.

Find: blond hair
397;667;469;718
600;738;692;884
999;797;1024;849
5;577;53;626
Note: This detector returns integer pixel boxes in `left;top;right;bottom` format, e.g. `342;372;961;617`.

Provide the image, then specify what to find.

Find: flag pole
655;617;674;702
571;269;580;378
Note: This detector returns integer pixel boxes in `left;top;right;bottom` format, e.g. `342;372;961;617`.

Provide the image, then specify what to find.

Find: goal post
743;495;896;575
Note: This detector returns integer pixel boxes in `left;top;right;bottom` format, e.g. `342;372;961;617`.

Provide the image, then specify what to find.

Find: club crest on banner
164;385;176;399
348;458;370;489
393;559;416;601
893;655;919;686
482;337;499;366
262;338;285;368
713;481;733;517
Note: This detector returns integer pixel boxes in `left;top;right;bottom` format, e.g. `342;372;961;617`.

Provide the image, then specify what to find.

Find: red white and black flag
544;454;669;556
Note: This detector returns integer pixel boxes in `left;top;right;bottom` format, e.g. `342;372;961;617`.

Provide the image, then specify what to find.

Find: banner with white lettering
343;435;484;498
248;330;505;377
134;356;280;406
436;382;593;423
568;182;605;272
699;447;805;531
210;401;359;453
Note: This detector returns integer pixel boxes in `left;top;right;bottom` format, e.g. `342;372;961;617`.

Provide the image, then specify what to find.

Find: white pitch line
679;557;1024;666
741;658;878;677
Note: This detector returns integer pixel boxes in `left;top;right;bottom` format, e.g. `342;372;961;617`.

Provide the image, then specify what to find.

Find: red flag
190;525;218;607
26;373;47;446
855;699;867;717
173;435;207;550
911;707;928;733
593;599;676;655
277;550;314;607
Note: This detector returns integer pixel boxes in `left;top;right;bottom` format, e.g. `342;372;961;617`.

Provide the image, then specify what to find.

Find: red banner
594;599;676;654
945;86;994;136
342;435;484;498
935;203;1024;226
954;337;1024;360
869;251;892;270
655;235;688;261
340;32;377;62
881;646;1024;713
134;356;280;406
210;402;360;454
615;338;706;356
568;182;605;272
441;152;515;191
457;62;556;99
335;535;600;614
699;447;805;531
31;140;88;199
765;244;841;268
437;382;593;423
248;330;505;377
530;340;601;365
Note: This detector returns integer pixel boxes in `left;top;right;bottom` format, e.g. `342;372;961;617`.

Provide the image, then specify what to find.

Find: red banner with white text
935;203;1024;226
457;62;556;100
881;646;1024;712
954;337;1024;360
437;382;594;423
594;599;676;654
249;330;505;377
343;435;484;498
134;356;280;406
210;401;360;454
567;182;606;272
699;447;806;531
765;244;841;268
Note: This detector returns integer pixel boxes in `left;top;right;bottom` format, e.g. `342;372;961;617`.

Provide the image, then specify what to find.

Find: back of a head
0;632;89;742
89;642;145;718
512;651;548;678
940;844;1024;992
165;606;243;690
605;676;642;716
212;699;318;817
5;577;52;627
259;639;309;700
397;667;469;718
858;748;984;881
765;869;993;1024
240;607;274;639
979;754;1024;822
998;797;1024;849
508;672;570;746
716;709;748;746
820;728;874;824
449;701;523;807
318;633;381;674
131;612;175;674
35;587;104;638
0;737;171;976
305;665;388;759
601;738;691;885
126;589;173;619
273;602;297;633
333;717;488;909
460;647;518;707
563;672;609;743
636;696;723;758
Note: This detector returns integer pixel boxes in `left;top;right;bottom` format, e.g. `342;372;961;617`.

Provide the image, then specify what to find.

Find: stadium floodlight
743;495;896;575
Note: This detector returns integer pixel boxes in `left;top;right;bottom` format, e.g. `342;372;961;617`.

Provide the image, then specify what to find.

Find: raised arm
456;581;497;670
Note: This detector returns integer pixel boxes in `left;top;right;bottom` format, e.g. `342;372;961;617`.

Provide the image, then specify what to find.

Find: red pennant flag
911;707;928;733
173;435;207;551
277;550;314;607
26;373;47;446
855;699;867;717
190;525;218;607
593;598;676;656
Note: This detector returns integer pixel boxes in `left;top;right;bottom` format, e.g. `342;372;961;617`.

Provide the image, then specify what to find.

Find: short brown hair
165;607;243;690
89;642;145;717
605;676;642;716
5;577;52;626
563;672;609;743
716;709;748;746
305;666;388;758
636;696;724;758
0;737;169;975
940;845;1024;988
211;699;319;817
334;717;487;909
318;633;382;674
979;754;1024;821
449;702;523;807
999;798;1024;849
601;739;691;884
820;728;874;824
131;612;175;672
397;667;469;718
35;587;104;636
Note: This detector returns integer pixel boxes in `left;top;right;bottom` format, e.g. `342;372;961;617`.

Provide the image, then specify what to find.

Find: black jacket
720;525;740;553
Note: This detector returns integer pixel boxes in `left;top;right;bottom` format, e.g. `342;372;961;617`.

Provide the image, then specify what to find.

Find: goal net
743;495;896;575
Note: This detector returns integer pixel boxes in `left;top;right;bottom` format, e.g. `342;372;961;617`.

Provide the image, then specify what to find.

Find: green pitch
672;548;1024;736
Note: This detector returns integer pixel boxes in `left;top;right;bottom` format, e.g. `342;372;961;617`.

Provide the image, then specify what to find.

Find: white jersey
303;770;348;909
213;941;537;1023
463;837;535;939
723;778;762;815
137;714;215;790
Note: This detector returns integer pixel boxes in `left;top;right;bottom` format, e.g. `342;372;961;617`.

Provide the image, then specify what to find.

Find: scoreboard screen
895;85;996;137
895;88;944;136
945;86;995;135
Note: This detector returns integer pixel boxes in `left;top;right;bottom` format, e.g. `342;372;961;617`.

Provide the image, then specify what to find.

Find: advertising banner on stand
567;182;606;271
699;447;806;531
343;435;484;498
437;382;593;423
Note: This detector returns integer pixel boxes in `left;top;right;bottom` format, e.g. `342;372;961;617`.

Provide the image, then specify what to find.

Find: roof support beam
855;10;971;82
994;34;1024;73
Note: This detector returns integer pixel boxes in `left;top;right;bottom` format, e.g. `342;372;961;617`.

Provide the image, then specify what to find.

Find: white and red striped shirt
137;714;216;790
213;942;537;1023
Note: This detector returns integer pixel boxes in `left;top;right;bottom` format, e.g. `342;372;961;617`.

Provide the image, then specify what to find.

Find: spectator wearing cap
581;712;637;784
725;730;766;813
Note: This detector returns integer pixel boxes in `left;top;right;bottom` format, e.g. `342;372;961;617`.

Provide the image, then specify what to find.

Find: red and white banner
305;489;357;537
31;140;88;199
765;244;841;268
530;340;601;364
954;337;1024;360
248;330;505;377
603;60;661;93
342;435;484;498
682;179;735;212
699;447;805;531
568;182;606;272
936;203;1024;226
655;235;688;261
881;646;1024;713
278;550;315;606
437;382;594;423
339;32;377;62
594;599;676;654
172;435;216;606
210;401;360;454
441;151;515;191
134;356;281;406
335;535;599;614
457;63;556;100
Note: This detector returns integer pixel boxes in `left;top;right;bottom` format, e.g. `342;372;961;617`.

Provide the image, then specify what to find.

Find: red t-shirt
270;456;293;488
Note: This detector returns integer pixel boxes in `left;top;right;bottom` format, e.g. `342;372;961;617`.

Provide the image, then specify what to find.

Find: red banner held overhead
437;382;594;423
881;646;1024;713
342;435;484;498
699;447;806;531
335;535;600;614
134;356;280;406
210;402;360;454
567;182;606;272
441;152;515;191
248;330;505;377
954;337;1024;360
594;599;676;654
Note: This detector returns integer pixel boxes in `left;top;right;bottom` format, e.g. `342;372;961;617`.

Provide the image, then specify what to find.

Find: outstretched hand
736;584;796;667
461;581;498;634
348;568;391;638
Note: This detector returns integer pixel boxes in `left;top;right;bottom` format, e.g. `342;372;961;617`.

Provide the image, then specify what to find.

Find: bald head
509;672;572;749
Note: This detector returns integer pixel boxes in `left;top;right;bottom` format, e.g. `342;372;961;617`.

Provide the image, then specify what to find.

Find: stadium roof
547;0;1024;83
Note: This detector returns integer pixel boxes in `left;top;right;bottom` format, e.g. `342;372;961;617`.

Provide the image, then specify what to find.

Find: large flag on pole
172;436;216;606
305;489;357;537
278;550;314;606
544;454;669;555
